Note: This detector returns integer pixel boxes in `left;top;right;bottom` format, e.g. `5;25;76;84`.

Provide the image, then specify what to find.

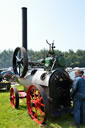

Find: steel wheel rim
27;85;46;124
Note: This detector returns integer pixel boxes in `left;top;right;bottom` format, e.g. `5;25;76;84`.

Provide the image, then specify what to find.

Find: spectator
71;69;85;128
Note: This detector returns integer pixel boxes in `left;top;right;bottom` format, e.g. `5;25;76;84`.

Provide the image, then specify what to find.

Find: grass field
0;85;85;128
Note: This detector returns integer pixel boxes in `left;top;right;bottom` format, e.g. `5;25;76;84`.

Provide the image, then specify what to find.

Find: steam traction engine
10;41;72;125
10;7;72;125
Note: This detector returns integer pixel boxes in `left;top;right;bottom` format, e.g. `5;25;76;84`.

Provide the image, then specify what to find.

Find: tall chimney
22;7;27;50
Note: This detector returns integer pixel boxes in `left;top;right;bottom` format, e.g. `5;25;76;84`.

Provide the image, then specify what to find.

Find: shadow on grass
45;114;74;128
45;114;85;128
18;105;27;110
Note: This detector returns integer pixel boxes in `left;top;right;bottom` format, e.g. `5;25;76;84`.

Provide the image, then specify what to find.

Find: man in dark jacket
71;69;85;128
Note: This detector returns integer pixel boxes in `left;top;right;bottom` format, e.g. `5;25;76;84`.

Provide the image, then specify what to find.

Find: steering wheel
13;47;28;77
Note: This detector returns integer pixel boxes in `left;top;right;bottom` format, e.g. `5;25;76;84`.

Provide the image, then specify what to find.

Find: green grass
0;85;85;128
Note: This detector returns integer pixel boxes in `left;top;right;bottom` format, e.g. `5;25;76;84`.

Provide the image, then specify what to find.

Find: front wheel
10;87;19;109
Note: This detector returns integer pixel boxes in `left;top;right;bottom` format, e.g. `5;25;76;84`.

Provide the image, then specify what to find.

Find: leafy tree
0;48;85;69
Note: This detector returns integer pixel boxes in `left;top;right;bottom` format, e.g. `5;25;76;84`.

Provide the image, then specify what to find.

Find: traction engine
10;7;72;125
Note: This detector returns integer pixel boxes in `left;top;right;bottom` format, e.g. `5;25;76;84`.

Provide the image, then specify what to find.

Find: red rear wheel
27;85;48;124
10;87;19;109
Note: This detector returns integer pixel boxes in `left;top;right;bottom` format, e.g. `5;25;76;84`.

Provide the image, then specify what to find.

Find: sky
0;0;85;52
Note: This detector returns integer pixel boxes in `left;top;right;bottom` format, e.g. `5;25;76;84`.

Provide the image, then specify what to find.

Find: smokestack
22;7;27;50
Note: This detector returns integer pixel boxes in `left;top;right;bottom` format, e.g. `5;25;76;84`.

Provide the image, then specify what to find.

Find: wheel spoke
20;63;24;68
29;95;34;103
31;87;37;99
30;107;36;119
40;103;45;107
16;56;20;62
30;95;33;100
21;58;24;64
38;97;43;102
37;107;45;116
34;87;38;99
33;87;36;98
38;91;40;99
19;65;21;76
34;107;39;120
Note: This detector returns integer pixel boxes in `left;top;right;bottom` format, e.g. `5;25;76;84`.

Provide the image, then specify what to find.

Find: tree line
0;49;85;68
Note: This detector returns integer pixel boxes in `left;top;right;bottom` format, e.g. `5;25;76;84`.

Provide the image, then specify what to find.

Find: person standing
71;69;85;128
